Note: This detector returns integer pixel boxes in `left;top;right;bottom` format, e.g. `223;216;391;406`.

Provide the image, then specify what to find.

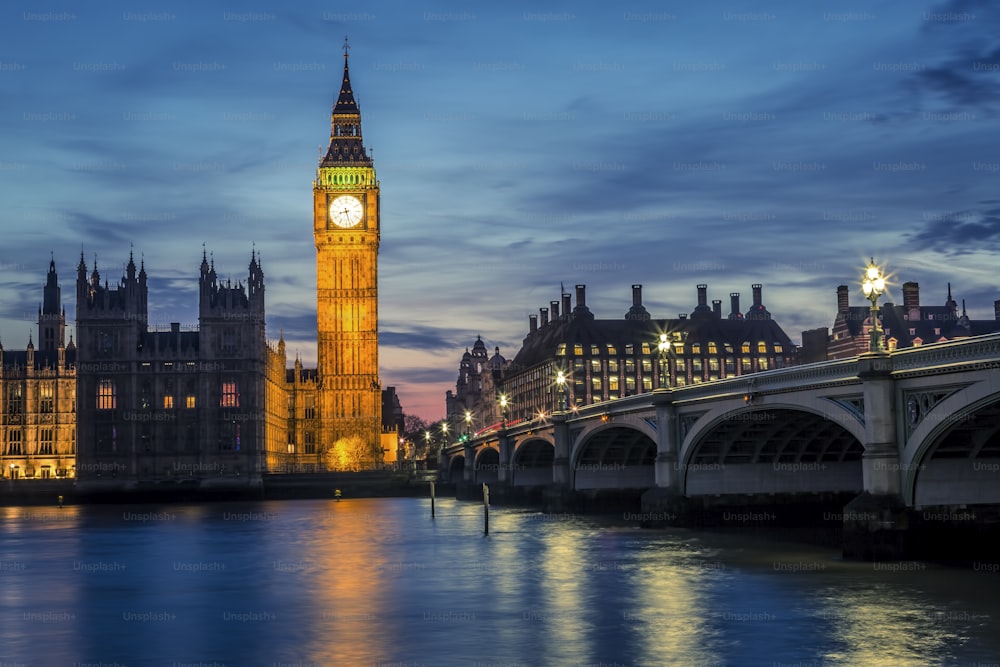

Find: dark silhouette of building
804;281;1000;360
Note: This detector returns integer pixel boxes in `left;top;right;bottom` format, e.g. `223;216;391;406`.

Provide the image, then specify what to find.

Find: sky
1;0;999;422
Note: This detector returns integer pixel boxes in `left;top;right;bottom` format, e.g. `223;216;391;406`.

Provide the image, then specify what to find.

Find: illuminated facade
0;259;77;480
313;47;383;467
452;283;797;428
73;251;286;490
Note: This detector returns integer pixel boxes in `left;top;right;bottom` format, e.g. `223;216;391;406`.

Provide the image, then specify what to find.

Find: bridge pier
497;433;512;484
641;397;687;524
843;354;909;560
552;416;572;489
462;443;474;483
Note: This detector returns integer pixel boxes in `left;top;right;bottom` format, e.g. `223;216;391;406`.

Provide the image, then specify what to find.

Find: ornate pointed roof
321;40;372;168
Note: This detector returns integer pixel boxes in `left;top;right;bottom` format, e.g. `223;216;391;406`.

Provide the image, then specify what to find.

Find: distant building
73;251;286;491
804;282;1000;360
0;259;77;480
448;283;797;430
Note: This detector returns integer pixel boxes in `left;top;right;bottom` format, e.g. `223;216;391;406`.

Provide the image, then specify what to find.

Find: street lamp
440;421;449;446
463;410;473;440
555;370;568;412
498;394;509;429
861;258;887;352
656;332;672;389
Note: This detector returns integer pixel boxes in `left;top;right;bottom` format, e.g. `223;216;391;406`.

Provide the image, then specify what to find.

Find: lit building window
608;376;619;393
7;384;24;415
608;359;619;373
625;344;634;355
606;344;616;355
591;345;600;355
304;431;316;454
708;342;717;355
40;384;54;414
590;359;602;374
642;376;652;391
758;341;768;354
39;428;54;455
221;381;240;407
556;343;566;356
97;379;116;410
692;343;701;355
758;357;769;370
641;343;651;355
709;359;720;372
186;395;196;409
675;359;686;372
641;359;652;373
742;342;751;354
304;395;316;419
163;395;174;409
741;358;752;372
7;431;23;455
573;344;583;356
773;344;782;353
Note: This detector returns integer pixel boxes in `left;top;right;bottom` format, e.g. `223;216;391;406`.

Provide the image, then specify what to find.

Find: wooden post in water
483;483;490;536
430;481;436;519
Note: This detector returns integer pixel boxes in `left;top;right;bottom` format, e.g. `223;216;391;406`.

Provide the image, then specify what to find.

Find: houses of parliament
0;51;400;488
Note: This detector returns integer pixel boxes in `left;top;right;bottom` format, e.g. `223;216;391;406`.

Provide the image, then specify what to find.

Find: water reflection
1;498;999;665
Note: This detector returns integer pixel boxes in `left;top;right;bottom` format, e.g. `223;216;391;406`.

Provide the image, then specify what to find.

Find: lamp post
656;332;672;389
861;258;887;353
555;371;568;412
463;410;473;441
498;394;509;430
440;421;449;447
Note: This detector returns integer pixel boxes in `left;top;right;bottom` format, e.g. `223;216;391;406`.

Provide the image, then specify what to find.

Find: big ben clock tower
314;42;382;466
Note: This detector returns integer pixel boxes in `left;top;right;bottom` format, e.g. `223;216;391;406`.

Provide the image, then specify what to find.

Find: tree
321;435;374;471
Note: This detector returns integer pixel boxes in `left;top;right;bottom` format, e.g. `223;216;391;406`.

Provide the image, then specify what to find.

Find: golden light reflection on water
296;499;391;665
633;539;724;665
536;525;593;665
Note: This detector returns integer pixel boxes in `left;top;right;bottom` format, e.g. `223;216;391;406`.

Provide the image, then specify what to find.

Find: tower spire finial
343;35;350;59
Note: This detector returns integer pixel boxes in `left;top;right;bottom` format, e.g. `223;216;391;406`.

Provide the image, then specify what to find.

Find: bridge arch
681;405;864;496
474;446;500;485
512;437;554;486
904;387;1000;507
572;423;655;490
447;454;465;483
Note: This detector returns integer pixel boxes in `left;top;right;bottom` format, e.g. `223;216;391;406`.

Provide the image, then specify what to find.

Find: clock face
328;195;364;228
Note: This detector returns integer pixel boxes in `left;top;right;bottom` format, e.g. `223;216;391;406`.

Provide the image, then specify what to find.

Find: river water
1;497;999;666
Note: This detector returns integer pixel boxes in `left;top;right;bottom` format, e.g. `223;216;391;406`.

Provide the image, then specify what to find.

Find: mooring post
430;480;436;519
483;483;490;536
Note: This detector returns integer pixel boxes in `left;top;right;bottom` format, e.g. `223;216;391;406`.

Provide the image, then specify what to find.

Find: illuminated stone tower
313;43;382;467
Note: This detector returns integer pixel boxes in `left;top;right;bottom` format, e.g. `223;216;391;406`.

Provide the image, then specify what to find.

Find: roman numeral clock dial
329;195;363;228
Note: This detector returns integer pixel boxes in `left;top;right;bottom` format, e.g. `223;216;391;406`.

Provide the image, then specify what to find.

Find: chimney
540;307;549;326
550;300;560;320
837;285;849;312
562;292;572;319
712;299;722;318
696;284;708;307
902;281;920;321
529;314;537;334
575;284;586;309
994;299;1000;321
626;283;651;321
752;283;763;307
729;293;742;320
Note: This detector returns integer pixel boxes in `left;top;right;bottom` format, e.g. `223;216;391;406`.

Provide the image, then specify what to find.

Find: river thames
2;497;999;666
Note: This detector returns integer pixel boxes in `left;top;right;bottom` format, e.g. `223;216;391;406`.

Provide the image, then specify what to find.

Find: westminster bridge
440;334;1000;558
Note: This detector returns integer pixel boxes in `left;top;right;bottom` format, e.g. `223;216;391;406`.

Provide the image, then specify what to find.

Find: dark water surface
2;497;999;666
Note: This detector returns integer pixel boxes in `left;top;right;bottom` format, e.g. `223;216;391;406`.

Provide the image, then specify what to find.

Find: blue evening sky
1;0;998;420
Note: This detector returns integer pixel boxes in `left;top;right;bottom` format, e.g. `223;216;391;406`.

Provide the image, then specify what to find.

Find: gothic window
304;395;315;419
140;380;152;409
6;384;23;415
7;431;23;455
186;395;197;409
304;431;316;455
221;381;239;407
39;429;53;455
40;384;54;413
97;379;116;410
163;395;174;409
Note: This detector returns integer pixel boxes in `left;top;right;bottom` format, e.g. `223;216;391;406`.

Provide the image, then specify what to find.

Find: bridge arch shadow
907;392;1000;507
447;454;464;483
682;407;863;496
475;447;500;485
573;425;655;490
512;438;554;487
